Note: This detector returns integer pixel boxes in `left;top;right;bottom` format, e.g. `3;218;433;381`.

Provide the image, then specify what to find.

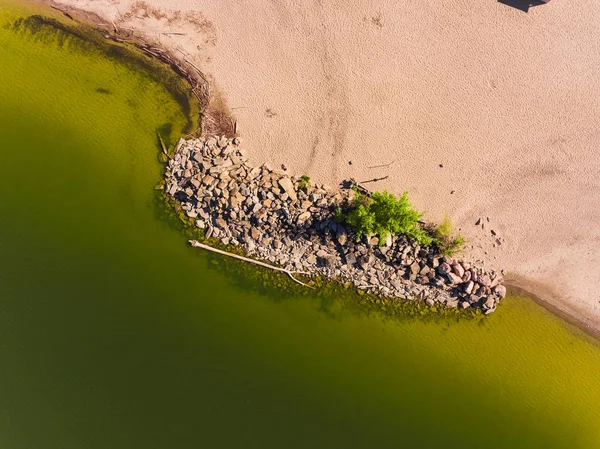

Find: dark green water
1;3;600;448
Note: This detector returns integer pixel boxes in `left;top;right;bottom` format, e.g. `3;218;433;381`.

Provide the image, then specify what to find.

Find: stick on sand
189;240;314;288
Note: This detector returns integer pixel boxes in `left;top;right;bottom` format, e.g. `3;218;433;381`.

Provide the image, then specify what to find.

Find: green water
1;4;600;448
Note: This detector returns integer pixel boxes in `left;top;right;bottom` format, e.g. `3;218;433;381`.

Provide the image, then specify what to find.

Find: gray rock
460;301;470;309
278;177;297;201
446;272;463;285
464;280;475;295
369;236;379;247
483;296;496;310
345;252;356;266
452;264;465;278
425;298;435;307
494;285;507;298
409;261;420;280
320;255;336;268
383;234;393;247
438;262;451;275
297;211;311;224
462;270;472;283
479;274;492;287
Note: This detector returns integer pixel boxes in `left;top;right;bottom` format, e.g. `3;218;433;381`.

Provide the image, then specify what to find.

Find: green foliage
433;214;466;255
299;175;311;190
344;190;433;246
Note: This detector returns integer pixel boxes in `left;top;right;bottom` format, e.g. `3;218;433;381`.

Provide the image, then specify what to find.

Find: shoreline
29;0;600;339
506;278;600;341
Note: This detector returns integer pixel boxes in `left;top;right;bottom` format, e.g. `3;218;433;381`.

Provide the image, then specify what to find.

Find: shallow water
1;3;599;448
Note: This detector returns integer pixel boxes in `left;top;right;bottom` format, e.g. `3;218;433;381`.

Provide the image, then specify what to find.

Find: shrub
344;189;433;246
433;214;466;255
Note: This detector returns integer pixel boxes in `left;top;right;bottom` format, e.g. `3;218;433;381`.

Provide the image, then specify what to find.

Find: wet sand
47;0;600;333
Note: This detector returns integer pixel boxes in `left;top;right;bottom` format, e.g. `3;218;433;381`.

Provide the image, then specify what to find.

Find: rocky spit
164;136;507;314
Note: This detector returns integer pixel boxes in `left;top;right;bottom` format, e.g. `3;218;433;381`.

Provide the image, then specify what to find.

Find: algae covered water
1;3;600;448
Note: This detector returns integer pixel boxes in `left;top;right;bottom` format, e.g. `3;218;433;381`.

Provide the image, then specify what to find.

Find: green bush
433;214;466;255
344;189;433;246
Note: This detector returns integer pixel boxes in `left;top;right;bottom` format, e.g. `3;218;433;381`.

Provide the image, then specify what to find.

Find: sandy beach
49;0;600;332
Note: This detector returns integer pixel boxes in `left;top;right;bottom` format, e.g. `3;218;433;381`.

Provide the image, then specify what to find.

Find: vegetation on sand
344;189;433;246
299;175;311;190
340;188;465;255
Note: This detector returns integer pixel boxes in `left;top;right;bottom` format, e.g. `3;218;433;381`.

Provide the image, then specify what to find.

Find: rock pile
164;136;506;314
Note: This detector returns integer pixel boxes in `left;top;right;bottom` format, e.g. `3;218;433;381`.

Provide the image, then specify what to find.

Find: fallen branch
358;175;389;184
189;240;314;288
368;159;396;169
157;131;170;158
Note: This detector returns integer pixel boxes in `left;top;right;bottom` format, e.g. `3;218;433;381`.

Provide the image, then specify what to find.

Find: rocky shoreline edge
164;136;507;314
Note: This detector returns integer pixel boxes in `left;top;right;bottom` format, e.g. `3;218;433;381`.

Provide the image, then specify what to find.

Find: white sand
52;0;600;332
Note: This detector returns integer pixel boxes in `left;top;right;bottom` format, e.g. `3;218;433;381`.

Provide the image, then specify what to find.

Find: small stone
460;301;470;309
425;298;435;307
250;227;261;240
475;218;482;226
195;220;206;229
337;233;348;246
297;211;311;224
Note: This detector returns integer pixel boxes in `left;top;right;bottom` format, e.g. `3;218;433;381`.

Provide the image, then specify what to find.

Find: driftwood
359;175;389;184
157;132;170;158
368;159;396;169
347;178;371;195
189;240;314;288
